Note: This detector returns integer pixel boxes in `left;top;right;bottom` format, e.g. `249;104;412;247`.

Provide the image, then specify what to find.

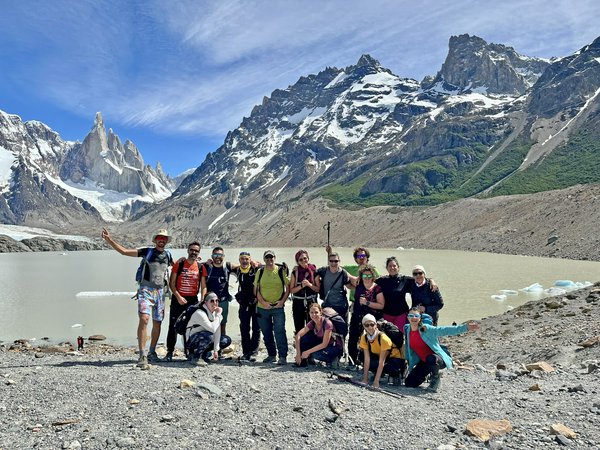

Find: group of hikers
101;228;479;392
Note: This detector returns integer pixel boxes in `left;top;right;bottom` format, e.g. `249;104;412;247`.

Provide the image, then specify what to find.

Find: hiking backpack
376;318;404;350
174;303;207;335
135;247;173;284
256;262;289;289
322;307;348;338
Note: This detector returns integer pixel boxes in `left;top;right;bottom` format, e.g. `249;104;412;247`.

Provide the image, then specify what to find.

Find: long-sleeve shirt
410;279;444;318
185;305;223;351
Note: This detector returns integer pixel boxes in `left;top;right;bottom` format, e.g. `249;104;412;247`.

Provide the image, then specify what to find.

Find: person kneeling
294;303;343;368
360;314;404;388
186;292;232;366
404;307;479;392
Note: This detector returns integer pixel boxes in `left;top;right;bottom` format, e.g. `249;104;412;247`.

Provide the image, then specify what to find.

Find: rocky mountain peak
431;34;550;95
94;111;104;128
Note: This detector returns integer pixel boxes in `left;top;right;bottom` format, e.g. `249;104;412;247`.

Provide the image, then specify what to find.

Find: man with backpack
233;251;261;362
165;241;206;362
315;252;356;321
101;228;173;369
254;250;290;365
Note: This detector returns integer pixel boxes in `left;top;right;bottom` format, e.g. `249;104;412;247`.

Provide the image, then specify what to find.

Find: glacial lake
1;247;598;347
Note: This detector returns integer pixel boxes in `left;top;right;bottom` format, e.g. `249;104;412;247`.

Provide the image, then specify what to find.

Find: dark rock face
0;235;32;252
429;34;551;95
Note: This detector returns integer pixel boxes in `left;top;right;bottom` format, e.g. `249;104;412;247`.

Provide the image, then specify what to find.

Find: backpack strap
323;270;345;302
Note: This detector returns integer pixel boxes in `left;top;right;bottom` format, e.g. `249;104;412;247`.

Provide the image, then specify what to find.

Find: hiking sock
139;349;146;357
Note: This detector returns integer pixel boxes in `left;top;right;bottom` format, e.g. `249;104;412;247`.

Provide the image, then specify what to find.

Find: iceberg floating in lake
491;294;507;301
76;291;136;297
520;283;543;292
499;289;518;295
71;323;83;328
554;280;575;287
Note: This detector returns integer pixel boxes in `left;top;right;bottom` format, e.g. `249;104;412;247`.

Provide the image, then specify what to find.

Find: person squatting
103;228;479;391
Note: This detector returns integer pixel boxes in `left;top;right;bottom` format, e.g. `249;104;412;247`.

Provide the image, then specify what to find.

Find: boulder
550;423;576;439
179;379;195;389
464;419;512;442
87;335;106;341
577;336;600;348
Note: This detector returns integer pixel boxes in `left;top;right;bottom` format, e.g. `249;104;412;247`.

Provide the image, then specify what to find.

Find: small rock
160;415;176;423
129;399;140;405
567;384;585;393
525;361;554;372
495;369;518;381
250;385;261;393
197;382;223;396
6;379;16;385
577;336;600;348
63;441;81;450
195;390;209;400
446;424;457;433
252;425;266;436
550;423;576;439
529;383;541;391
34;352;44;359
464;419;512;442
115;437;136;448
293;406;304;412
587;363;599;374
179;379;196;389
544;300;563;309
555;434;572;446
87;335;106;341
496;363;507;370
436;445;456;450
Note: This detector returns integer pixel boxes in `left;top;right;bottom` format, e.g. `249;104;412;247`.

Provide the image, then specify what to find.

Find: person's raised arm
101;228;138;257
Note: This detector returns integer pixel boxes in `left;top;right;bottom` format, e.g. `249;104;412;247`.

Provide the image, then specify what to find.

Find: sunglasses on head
407;313;421;318
364;322;376;328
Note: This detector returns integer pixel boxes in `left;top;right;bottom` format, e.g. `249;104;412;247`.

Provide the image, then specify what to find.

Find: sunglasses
212;253;224;258
364;323;376;328
407;313;421;318
329;259;339;263
264;255;274;259
298;257;309;262
362;274;373;279
207;299;219;304
356;253;367;258
413;271;424;276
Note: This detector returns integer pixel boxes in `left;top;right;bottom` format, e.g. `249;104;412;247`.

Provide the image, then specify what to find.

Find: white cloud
2;0;600;141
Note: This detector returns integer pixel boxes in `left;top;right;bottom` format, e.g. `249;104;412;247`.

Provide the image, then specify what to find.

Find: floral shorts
137;286;165;322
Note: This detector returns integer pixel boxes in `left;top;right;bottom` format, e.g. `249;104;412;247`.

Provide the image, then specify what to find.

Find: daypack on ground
174;303;207;335
376;318;404;349
322;307;348;338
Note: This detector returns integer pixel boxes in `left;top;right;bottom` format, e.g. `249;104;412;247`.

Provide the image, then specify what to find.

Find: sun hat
412;264;426;275
263;250;276;258
152;229;171;243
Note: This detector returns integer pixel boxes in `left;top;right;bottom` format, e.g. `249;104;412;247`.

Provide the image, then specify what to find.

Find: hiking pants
405;354;446;387
256;307;287;358
292;296;316;334
299;333;342;364
167;296;198;353
367;355;405;377
239;302;260;356
187;330;232;360
348;312;363;364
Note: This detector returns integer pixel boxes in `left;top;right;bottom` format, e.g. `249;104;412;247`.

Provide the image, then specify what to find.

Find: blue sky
1;1;599;177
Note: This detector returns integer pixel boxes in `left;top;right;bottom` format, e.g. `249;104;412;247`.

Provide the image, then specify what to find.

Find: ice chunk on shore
491;294;507;301
499;290;518;295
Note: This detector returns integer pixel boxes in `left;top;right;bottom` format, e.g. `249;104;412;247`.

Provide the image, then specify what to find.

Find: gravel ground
1;286;599;450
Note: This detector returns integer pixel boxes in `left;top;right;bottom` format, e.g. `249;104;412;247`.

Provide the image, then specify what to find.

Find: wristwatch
366;301;371;306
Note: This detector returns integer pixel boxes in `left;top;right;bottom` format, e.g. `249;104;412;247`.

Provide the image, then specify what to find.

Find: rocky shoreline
1;284;599;449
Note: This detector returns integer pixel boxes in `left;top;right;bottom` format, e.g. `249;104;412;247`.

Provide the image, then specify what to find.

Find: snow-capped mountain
0;111;175;228
127;34;600;246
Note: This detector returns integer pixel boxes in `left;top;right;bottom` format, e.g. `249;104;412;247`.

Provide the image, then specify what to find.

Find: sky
1;1;599;177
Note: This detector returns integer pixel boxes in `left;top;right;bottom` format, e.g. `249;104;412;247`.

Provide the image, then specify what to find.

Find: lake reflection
0;247;598;346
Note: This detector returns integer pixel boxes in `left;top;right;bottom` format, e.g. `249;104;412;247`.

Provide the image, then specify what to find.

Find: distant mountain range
0;111;175;228
1;34;600;247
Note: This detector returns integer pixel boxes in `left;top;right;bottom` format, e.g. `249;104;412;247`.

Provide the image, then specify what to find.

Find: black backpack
375;319;404;351
322;307;348;338
174;303;207;335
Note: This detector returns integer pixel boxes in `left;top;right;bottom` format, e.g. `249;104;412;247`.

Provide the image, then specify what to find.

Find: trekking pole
324;221;331;247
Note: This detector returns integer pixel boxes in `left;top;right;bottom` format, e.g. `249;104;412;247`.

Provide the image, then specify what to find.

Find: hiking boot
428;375;441;392
327;356;340;370
251;348;259;357
262;355;277;363
147;352;160;363
136;355;149;369
307;356;316;366
190;357;207;367
163;351;173;362
392;376;403;386
239;354;256;363
277;356;287;365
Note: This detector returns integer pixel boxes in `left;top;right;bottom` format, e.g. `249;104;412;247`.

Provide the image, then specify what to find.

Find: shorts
137;286;165;322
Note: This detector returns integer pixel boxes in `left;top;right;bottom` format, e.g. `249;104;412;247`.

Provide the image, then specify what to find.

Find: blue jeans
300;333;342;363
256;307;287;358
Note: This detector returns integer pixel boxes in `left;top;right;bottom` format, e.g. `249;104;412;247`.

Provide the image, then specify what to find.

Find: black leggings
405;354;446;387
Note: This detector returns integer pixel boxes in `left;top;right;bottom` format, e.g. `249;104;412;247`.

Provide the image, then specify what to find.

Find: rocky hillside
124;34;600;258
